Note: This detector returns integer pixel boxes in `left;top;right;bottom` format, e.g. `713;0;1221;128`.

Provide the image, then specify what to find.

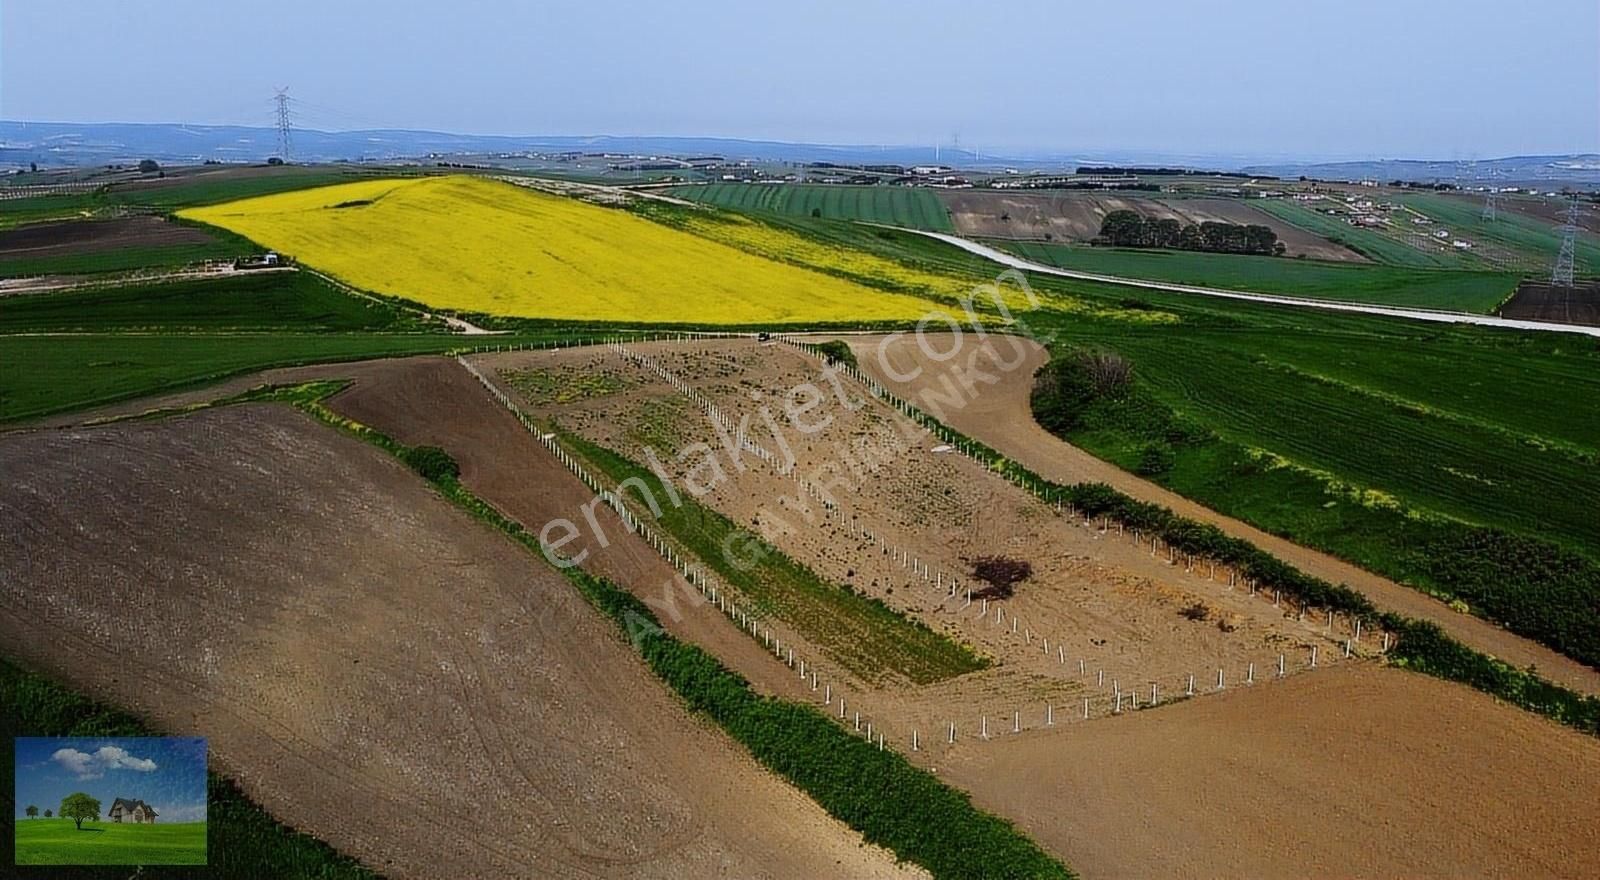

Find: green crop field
14;819;207;866
1029;319;1600;669
1397;192;1600;272
0;272;433;334
993;239;1519;312
0;333;487;423
1254;199;1477;269
667;183;955;232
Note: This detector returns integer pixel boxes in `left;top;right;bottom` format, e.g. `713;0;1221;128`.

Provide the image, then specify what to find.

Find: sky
3;0;1597;161
14;737;208;823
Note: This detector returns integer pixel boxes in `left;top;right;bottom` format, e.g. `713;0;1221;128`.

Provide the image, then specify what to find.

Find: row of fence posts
459;336;1389;750
455;353;893;751
599;339;1330;732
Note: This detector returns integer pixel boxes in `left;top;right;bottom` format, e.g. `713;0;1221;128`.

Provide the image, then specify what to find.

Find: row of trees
1097;210;1284;255
23;793;98;828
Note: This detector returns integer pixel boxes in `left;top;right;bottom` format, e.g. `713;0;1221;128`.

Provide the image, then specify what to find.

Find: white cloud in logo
51;746;159;779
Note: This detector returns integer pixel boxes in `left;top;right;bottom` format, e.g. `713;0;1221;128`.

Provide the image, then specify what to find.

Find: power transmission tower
274;88;293;162
1551;197;1578;286
1481;166;1498;221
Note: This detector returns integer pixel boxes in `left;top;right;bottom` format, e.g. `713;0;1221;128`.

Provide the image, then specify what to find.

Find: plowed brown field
0;403;920;879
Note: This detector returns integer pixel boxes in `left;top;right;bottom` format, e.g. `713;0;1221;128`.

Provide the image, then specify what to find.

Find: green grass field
1254;199;1477;269
14;818;206;866
0;271;433;334
1396;192;1600;272
992;239;1519;312
0;333;486;423
667;183;955;232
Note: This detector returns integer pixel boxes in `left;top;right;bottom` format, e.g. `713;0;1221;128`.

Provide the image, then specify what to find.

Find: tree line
1097;209;1284;255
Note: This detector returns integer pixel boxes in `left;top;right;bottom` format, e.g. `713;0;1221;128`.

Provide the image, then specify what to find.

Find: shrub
971;556;1034;599
399;445;460;483
1136;443;1175;476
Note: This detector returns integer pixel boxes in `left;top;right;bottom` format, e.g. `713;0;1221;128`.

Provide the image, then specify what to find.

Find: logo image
13;736;207;866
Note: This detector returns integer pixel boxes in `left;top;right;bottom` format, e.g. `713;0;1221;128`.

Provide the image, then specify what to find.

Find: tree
44;809;52;818
137;158;160;173
59;792;100;830
1098;210;1145;246
970;556;1034;599
29;161;37;173
25;805;38;819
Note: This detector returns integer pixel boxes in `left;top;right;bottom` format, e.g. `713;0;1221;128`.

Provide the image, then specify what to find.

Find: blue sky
13;737;208;823
2;0;1596;159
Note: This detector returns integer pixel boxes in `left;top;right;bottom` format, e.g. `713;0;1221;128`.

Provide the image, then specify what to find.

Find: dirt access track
935;190;1362;262
0;404;920;880
845;332;1600;698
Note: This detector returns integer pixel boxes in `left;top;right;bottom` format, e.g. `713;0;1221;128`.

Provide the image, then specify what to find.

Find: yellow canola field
180;175;955;324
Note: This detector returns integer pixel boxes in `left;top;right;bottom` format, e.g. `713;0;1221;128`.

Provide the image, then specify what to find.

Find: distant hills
1242;155;1600;187
3;120;1596;186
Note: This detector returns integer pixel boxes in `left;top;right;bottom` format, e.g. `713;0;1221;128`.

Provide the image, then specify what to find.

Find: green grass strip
555;429;987;685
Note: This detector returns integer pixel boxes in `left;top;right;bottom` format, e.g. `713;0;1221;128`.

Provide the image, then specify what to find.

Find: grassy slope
993;238;1518;312
15;820;207;866
0;333;573;424
1254;199;1476;269
668;183;956;232
1397;191;1600;272
1;657;375;878
1049;325;1600;554
0;271;432;333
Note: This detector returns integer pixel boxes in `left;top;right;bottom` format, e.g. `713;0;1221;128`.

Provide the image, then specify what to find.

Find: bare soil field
936;190;1363;261
1498;280;1600;327
842;332;1600;697
479;340;1374;740
0;404;920;880
942;663;1600;880
0;215;214;258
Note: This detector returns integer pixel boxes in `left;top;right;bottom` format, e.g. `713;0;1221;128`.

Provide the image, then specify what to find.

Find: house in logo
107;797;158;824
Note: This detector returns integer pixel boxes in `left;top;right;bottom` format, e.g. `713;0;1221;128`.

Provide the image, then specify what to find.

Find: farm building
108;797;158;824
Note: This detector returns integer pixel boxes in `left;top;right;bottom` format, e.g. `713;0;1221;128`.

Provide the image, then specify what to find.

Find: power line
1551;196;1578;286
1481;167;1498;222
274;88;293;161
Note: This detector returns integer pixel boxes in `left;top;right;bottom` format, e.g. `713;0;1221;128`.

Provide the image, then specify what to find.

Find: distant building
108;798;157;824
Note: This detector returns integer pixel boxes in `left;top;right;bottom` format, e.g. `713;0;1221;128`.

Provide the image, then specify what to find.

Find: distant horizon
5;118;1596;168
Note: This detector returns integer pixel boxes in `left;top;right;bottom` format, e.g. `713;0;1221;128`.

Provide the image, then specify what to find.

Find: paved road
894;227;1600;338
